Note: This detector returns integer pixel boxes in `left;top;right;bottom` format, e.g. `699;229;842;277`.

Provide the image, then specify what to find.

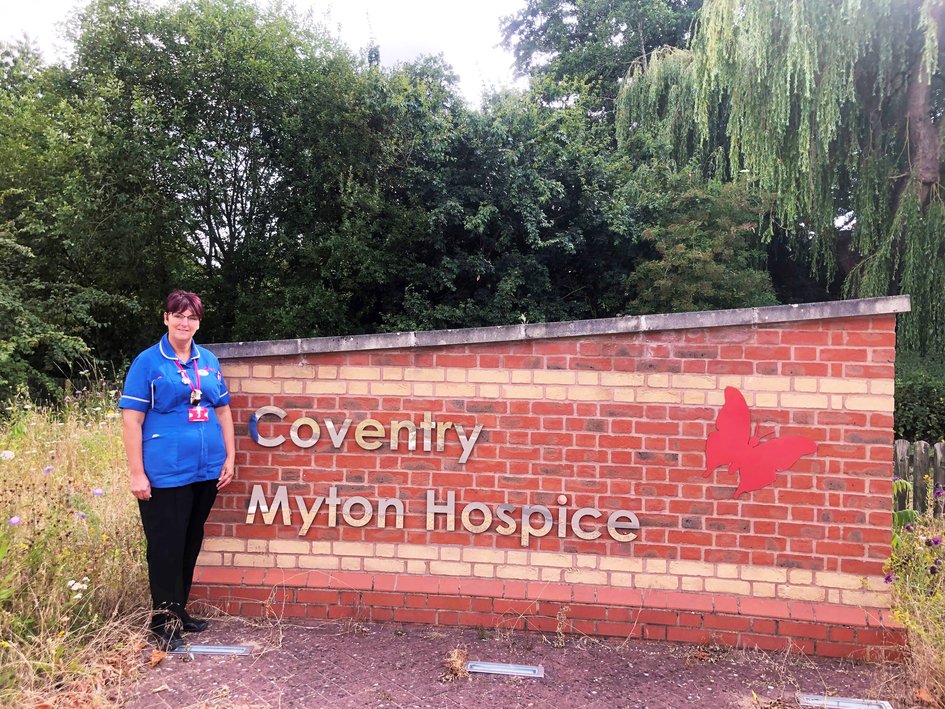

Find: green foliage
626;169;778;313
895;352;945;442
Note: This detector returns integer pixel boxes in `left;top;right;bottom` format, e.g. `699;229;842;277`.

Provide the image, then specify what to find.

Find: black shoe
180;610;209;633
152;626;185;651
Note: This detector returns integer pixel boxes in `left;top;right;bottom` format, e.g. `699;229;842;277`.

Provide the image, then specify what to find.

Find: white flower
66;580;76;589
81;576;89;583
0;451;14;461
73;593;83;600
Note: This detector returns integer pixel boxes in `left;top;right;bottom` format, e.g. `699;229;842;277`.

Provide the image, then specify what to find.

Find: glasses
169;313;200;324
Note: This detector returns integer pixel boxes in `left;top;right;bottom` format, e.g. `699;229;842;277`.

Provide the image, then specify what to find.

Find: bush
895;352;945;442
0;390;149;705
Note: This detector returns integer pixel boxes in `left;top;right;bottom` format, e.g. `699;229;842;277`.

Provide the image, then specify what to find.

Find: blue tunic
119;335;231;488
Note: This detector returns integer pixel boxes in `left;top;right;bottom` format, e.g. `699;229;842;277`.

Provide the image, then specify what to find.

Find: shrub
895;351;945;442
0;390;149;705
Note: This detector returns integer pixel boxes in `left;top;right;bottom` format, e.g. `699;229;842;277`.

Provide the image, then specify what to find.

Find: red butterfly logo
704;386;816;498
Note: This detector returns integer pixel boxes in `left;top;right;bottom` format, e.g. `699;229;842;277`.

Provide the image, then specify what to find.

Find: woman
119;290;235;650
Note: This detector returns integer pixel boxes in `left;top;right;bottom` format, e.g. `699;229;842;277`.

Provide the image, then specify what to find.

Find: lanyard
173;356;201;396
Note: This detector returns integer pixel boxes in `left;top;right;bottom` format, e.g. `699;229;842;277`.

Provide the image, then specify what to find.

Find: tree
619;0;945;351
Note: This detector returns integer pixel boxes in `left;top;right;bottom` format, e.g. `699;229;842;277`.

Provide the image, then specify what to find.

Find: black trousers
138;479;218;622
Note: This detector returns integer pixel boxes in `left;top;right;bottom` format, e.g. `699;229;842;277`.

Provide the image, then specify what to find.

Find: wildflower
73;592;83;600
74;511;87;521
935;488;945;499
904;524;914;532
883;572;896;584
92;488;104;497
43;465;53;475
8;516;20;526
932;536;943;546
0;451;13;461
930;566;939;576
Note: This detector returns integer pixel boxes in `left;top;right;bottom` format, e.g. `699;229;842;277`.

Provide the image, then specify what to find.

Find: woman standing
119;291;235;650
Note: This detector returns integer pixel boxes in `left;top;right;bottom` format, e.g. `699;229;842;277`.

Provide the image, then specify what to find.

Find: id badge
188;406;209;422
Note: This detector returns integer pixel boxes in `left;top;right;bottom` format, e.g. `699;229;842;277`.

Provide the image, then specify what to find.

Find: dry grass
0;393;150;706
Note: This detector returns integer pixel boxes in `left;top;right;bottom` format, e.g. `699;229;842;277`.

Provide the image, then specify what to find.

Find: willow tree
617;0;945;351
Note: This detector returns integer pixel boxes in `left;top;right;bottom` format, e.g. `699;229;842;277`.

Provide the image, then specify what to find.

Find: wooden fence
893;439;945;516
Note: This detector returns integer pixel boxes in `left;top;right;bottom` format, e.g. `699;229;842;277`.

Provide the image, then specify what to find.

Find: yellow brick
511;370;532;384
435;383;478;398
305;381;347;394
470;369;510;383
222;364;250;378
614;389;636;402
333;541;374;557
507;551;529;566
441;368;463;383
276;555;298;569
781;392;829;409
339;366;380;380
752;582;776;598
252;365;272;377
298;556;339;570
600;372;645;387
269;540;311;554
233;553;274;567
706;390;726;406
196;551;222;566
840;590;891;608
364;558;405;573
531;552;573;568
671;374;717;390
473;564;496;578
777;585;826;602
242;379;282;394
503;385;543;399
283;381;303;394
567;386;610;401
497;565;539;580
430;561;471;576
463;549;506;564
274;365;315;379
374;544;396;558
381;367;403;380
683;391;706;404
311;542;332;555
599;557;644;573
870;380;894;396
610;572;633;586
203;538;246;552
827;589;841;604
247;540;268;553
756;393;781;408
717;375;743;389
575;555;598;569
531;370;572;385
793;378;818;393
740;567;787;583
440;547;462;561
814;572;866;590
743;376;791;392
577;372;599;385
788;569;813;585
637;390;682;403
646;374;670;388
634;574;678;590
404;368;444;381
414;383;434;396
820;379;869;394
669;561;714;577
681;577;703;592
317;366;338;379
540;568;562;582
398;544;439;560
643;559;667;574
845;395;894;412
340;557;362;570
705;578;750;595
545;386;568;400
370;382;412;396
564;569;608;585
830;394;843;409
406;560;427;574
479;385;501;398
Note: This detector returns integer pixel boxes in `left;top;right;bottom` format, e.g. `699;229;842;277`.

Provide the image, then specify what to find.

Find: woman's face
164;309;201;345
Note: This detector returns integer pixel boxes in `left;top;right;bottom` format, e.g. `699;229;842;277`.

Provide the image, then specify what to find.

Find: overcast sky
1;0;529;104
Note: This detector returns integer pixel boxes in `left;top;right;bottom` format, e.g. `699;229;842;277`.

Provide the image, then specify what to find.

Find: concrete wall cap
206;295;911;360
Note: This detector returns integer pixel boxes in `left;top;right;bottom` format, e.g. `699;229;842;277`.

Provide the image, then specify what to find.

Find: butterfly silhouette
704;386;816;498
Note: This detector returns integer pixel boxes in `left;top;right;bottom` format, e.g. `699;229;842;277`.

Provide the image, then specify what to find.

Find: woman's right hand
131;470;151;500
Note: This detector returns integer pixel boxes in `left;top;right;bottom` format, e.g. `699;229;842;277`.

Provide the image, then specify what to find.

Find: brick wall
194;297;909;658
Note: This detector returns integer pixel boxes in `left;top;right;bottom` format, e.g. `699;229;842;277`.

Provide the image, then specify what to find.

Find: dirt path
123;618;895;708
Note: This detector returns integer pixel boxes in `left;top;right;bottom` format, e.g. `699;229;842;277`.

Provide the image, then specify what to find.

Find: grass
0;391;150;706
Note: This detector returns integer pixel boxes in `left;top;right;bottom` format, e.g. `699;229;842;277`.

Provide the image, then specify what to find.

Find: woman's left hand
217;458;235;489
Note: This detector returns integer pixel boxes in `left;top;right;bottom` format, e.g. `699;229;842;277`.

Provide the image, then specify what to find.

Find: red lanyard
173;357;201;396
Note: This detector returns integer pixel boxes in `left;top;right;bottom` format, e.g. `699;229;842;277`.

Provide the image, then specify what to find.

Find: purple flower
7;516;20;526
935;488;945;499
43;465;53;475
74;511;87;521
931;566;939;575
932;536;943;546
92;488;104;497
904;524;914;532
883;572;896;584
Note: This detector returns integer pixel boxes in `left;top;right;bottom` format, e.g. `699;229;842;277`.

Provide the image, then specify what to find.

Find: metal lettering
325;418;352;448
377;497;405;528
607;510;640;542
354;419;385;450
296;494;324;536
250;406;286;448
455;424;483;464
520;505;553;546
289;417;320;448
245;484;291;525
426;490;456;531
494;504;517;536
390;419;417;451
460;502;493;533
341;496;374;527
571;508;602;540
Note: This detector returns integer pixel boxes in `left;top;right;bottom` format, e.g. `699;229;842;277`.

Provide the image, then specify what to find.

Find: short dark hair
165;290;204;320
